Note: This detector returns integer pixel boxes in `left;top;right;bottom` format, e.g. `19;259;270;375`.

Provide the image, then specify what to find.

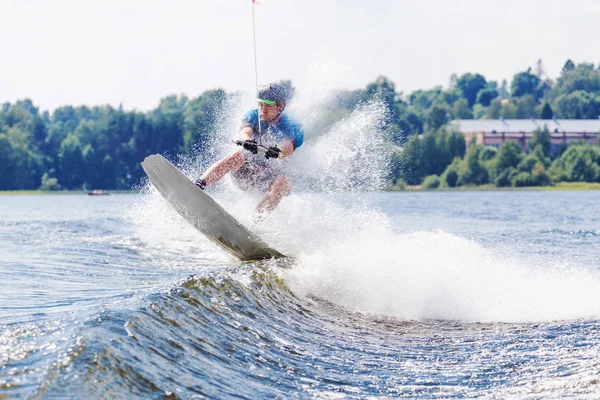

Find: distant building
450;119;600;153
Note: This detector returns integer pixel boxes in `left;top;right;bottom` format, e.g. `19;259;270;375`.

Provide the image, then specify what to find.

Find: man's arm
239;126;254;141
278;139;294;158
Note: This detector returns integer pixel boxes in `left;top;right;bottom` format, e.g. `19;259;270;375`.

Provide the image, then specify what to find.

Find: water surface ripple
1;191;600;398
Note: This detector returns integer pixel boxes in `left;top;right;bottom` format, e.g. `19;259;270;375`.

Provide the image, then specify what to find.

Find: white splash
285;214;600;323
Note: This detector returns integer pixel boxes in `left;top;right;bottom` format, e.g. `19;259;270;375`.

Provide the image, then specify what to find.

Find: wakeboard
141;154;285;262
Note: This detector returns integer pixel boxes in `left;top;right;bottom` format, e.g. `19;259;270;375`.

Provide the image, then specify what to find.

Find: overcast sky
1;0;598;112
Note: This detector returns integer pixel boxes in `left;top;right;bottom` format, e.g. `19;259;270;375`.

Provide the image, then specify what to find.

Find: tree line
390;60;600;189
1;59;600;191
0;91;226;190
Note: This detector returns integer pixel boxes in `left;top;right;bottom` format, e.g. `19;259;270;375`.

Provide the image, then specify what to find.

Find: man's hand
264;146;282;159
240;139;258;154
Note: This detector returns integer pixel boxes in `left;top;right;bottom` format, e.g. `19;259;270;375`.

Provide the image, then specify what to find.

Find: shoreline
1;182;599;196
398;182;600;192
0;190;141;196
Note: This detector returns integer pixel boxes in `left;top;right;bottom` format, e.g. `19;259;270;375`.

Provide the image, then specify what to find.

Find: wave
29;254;600;399
37;260;348;398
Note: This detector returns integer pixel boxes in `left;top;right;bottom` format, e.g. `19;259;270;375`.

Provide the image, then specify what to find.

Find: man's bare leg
200;152;246;186
256;176;291;214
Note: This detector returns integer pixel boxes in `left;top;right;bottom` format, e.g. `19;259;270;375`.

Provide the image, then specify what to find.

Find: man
195;83;304;214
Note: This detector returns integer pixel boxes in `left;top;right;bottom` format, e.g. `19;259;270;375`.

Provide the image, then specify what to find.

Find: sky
1;0;599;112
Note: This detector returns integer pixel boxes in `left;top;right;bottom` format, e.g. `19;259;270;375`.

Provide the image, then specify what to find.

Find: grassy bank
0;190;85;195
401;182;600;191
0;190;140;195
541;182;600;191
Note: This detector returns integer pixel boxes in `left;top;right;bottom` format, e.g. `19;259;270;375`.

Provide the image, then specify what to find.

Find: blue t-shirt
241;109;304;149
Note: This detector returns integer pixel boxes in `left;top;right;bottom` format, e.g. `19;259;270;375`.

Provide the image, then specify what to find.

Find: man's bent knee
201;151;246;185
224;151;246;170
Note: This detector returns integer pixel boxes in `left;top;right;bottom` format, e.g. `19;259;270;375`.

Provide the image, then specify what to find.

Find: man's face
259;102;284;122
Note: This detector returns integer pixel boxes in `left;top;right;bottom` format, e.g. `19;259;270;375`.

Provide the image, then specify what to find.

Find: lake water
1;189;600;398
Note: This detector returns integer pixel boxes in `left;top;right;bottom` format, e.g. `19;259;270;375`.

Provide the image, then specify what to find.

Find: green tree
513;172;534;187
514;95;537;118
101;155;118;189
409;86;459;111
511;68;545;100
0;134;16;189
58;134;85;189
517;152;542;173
476;88;498;107
440;157;462;188
81;144;105;189
495;167;518;187
395;136;421;185
0;100;48;150
552;62;600;97
485;98;517;119
394;128;465;185
422;175;440;189
528;127;552;159
553;91;600;119
549;144;600;182
530;162;552;186
540;102;554;119
472;104;486;119
397;110;424;137
456;73;487;107
427;103;450;130
498;79;510;98
443;167;459;187
478;146;498;162
40;173;61;191
5;127;43;189
149;95;187;157
451;99;473;119
447;130;467;160
11;145;42;190
562;59;575;73
494;141;523;178
458;145;489;185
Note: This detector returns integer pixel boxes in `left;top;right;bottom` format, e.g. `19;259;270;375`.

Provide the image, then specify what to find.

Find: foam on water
286;218;600;323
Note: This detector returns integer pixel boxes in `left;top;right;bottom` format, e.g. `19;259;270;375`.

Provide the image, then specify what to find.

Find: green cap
257;97;276;105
